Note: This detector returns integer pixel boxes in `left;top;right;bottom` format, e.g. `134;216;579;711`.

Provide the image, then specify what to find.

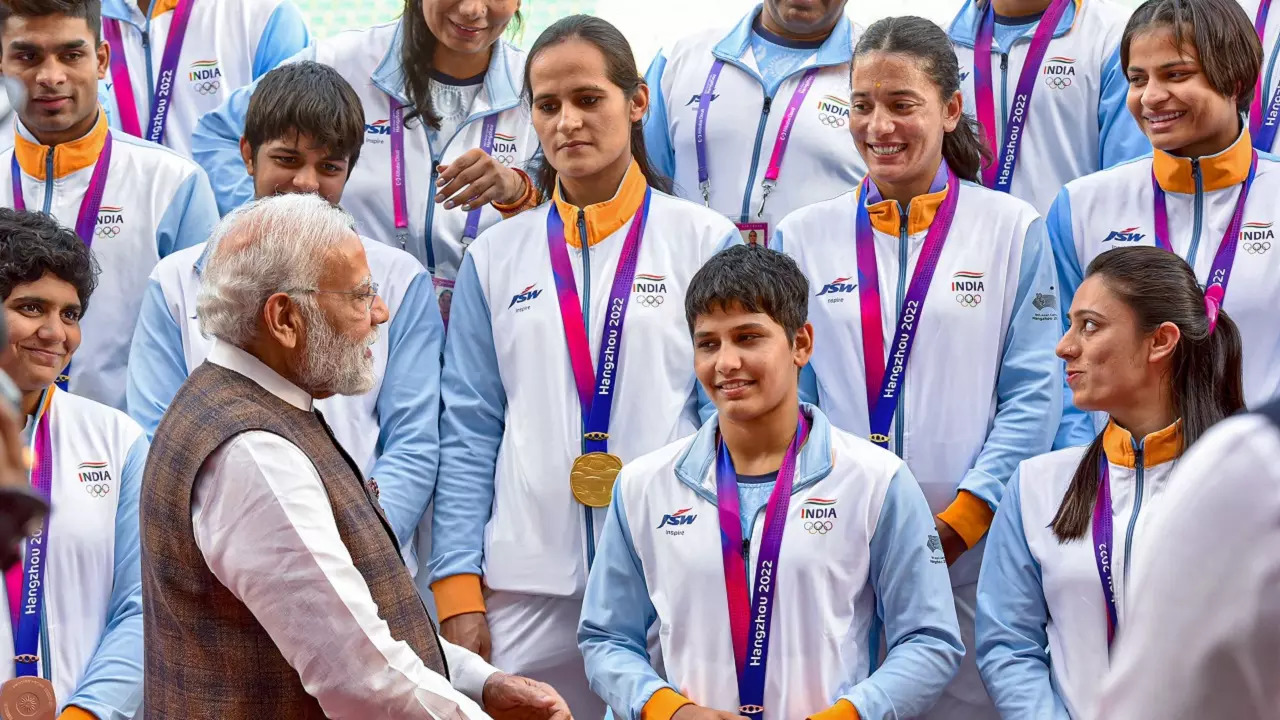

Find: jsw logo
508;284;543;308
366;120;391;136
816;276;856;296
685;93;720;106
1104;227;1145;243
657;508;697;529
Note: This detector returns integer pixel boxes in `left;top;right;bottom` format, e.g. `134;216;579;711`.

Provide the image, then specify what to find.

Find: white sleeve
191;432;492;720
1098;415;1280;719
441;638;501;700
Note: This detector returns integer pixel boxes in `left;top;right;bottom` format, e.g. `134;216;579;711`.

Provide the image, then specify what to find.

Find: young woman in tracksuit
642;0;867;247
977;246;1245;719
579;245;963;720
428;16;738;718
192;0;541;323
947;0;1149;215
1052;0;1280;447
776;17;1062;720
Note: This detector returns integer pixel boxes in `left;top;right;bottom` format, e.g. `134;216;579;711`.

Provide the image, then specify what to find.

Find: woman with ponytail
977;246;1244;719
777;15;1062;719
1052;0;1280;448
428;16;738;717
193;0;541;324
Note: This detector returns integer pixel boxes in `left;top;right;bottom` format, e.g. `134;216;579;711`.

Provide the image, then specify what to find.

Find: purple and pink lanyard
1251;0;1280;152
102;0;196;145
389;97;498;279
547;189;652;457
3;390;55;679
716;411;809;720
10;134;114;393
694;62;819;230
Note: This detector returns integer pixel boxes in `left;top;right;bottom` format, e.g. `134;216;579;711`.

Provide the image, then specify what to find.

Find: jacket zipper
578;210;597;568
893;209;909;457
142;22;155;105
1122;443;1145;585
39;609;51;682
739;96;774;221
422;164;439;269
41;153;54;214
999;53;1010;143
1186;159;1205;265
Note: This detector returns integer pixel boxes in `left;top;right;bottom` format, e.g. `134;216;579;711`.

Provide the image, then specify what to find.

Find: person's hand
435;149;526;211
440;611;492;661
671;705;749;720
481;672;572;720
935;516;967;566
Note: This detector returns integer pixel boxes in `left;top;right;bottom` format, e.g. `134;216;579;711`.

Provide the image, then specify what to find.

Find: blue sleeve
1097;45;1149;169
958;219;1062;508
68;434;148;720
642;51;676;182
192;45;317;215
845;465;964;718
427;255;505;584
370;272;445;549
252;1;312;79
578;479;670;720
1047;189;1096;450
156;170;218;256
125;279;188;438
975;470;1071;720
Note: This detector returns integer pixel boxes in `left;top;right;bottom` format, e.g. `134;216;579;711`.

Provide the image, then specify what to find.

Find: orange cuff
59;708;98;720
807;699;860;720
937;490;996;549
430;574;486;621
641;688;693;720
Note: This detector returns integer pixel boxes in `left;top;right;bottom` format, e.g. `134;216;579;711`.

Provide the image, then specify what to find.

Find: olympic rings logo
96;225;122;238
193;80;220;95
634;294;665;308
805;520;833;534
493;153;515;165
83;483;111;498
1044;76;1072;90
1243;241;1271;254
956;293;983;307
819;113;846;128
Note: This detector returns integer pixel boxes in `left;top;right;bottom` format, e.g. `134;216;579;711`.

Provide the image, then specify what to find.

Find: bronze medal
569;452;622;508
0;677;55;720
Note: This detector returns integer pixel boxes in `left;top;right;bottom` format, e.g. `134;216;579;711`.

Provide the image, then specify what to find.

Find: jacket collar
861;159;952;236
949;0;1080;48
713;4;855;68
552;160;647;249
1102;418;1183;469
372;21;521;115
1152;128;1254;194
14;111;110;181
101;0;177;22
675;403;835;502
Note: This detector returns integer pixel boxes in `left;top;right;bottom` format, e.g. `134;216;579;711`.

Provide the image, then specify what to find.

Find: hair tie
1203;284;1224;335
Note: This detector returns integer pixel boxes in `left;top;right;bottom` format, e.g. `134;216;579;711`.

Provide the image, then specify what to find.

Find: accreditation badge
735;220;771;248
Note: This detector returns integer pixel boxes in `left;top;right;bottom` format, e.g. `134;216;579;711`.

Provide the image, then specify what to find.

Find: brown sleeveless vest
141;362;446;718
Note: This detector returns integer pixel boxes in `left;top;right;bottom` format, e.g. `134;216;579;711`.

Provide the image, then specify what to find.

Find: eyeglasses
286;279;380;311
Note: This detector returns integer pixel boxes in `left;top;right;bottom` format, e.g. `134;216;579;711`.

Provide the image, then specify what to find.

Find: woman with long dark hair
976;246;1244;718
1052;0;1280;447
777;15;1062;720
427;15;737;717
193;0;541;324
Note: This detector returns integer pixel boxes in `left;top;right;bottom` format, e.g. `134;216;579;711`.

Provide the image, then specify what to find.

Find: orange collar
1102;419;1183;469
552;160;647;249
14;112;110;181
1152;130;1253;194
149;0;180;18
860;183;951;236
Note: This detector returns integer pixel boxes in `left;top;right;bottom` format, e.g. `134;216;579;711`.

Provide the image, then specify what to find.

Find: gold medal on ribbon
570;452;622;508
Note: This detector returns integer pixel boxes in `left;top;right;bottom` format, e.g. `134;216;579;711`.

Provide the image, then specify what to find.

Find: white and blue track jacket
949;0;1148;215
579;405;964;720
642;4;867;229
125;236;444;565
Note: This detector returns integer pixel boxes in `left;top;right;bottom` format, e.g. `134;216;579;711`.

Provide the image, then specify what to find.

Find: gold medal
570;452;622;507
0;677;55;720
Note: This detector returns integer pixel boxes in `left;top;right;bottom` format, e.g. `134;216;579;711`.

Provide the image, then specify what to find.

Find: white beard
295;300;377;397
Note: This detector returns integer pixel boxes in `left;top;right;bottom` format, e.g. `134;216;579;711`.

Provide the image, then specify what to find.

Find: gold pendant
569;452;622;508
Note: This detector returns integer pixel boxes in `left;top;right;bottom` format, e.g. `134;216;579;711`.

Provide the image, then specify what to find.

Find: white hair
196;194;356;347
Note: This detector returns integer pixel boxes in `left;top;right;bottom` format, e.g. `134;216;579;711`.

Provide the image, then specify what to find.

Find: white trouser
919;582;998;720
486;589;606;719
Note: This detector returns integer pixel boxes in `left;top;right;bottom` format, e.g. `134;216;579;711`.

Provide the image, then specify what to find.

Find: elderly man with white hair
138;193;572;720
